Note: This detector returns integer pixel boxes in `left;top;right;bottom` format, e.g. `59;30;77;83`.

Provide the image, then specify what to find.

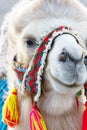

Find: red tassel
82;102;87;130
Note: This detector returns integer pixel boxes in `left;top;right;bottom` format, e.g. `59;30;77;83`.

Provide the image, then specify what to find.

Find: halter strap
13;25;85;102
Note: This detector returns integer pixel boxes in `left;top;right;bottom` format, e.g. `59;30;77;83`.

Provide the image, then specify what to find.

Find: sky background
0;0;87;27
0;0;18;26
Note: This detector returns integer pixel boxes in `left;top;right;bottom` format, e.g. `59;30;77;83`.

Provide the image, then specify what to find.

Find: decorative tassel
82;102;87;130
2;88;20;127
82;83;87;130
30;104;47;130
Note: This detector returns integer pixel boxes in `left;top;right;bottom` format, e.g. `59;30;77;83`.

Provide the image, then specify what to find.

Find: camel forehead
21;24;84;62
20;20;84;56
11;0;84;35
20;18;59;42
20;18;74;43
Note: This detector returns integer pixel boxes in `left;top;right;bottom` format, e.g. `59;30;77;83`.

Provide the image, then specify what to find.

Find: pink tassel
82;102;87;130
30;104;47;130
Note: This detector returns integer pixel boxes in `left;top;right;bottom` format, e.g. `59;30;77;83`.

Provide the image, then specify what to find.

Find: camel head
2;0;87;129
7;0;87;101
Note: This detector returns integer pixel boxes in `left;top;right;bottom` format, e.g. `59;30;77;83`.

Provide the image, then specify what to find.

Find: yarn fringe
2;88;20;127
30;104;47;130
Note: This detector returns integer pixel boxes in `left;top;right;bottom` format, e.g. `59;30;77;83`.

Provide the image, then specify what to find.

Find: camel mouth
59;81;82;88
48;68;84;88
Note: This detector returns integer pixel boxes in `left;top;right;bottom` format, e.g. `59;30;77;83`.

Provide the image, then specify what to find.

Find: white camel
1;0;87;130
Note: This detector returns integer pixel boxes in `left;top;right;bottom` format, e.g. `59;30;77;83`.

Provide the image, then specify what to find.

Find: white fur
1;0;87;130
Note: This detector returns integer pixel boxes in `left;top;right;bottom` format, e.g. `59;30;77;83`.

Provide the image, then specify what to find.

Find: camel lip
48;69;83;88
63;82;82;88
54;78;82;88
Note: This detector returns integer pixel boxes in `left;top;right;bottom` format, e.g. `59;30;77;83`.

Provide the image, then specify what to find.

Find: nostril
84;56;87;65
59;49;68;62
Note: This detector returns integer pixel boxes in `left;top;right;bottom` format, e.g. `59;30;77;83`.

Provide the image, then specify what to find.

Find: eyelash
26;39;36;47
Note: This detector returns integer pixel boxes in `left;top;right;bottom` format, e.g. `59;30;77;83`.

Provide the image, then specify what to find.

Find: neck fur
38;82;84;130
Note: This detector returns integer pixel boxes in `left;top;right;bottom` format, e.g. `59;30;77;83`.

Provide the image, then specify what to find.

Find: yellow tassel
2;88;20;127
30;104;47;130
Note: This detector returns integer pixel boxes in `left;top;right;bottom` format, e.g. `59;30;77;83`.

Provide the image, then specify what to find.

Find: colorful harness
2;26;87;130
13;26;85;102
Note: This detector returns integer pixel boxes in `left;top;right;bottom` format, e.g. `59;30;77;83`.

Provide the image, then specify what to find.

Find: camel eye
59;49;68;62
26;39;35;47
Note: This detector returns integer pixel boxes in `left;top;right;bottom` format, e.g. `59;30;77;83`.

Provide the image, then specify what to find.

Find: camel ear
0;14;9;78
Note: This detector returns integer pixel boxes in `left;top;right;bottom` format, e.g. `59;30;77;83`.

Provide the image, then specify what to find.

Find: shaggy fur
1;0;87;130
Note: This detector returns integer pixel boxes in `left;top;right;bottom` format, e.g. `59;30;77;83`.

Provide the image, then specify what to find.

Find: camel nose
59;49;68;62
59;49;83;63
